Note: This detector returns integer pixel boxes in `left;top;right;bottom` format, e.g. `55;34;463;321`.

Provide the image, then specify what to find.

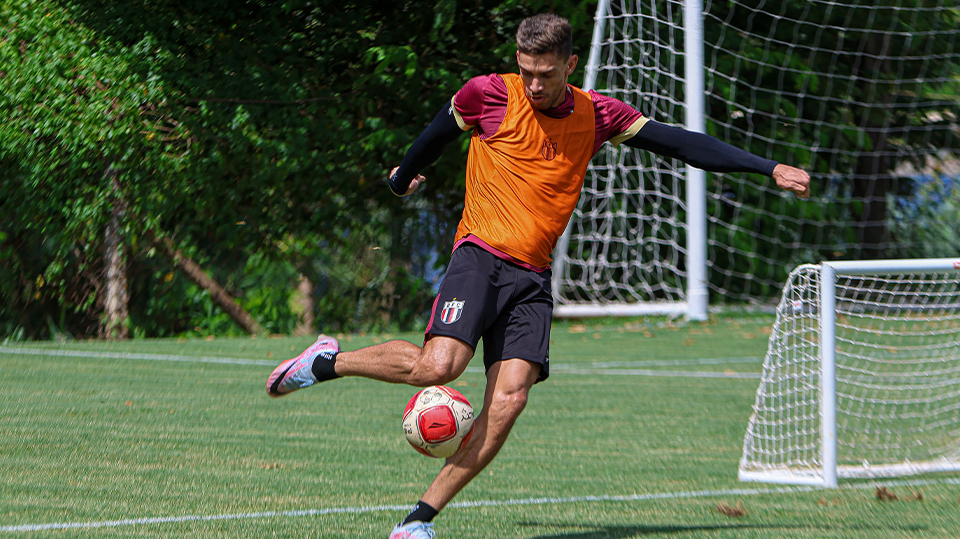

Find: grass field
2;315;960;538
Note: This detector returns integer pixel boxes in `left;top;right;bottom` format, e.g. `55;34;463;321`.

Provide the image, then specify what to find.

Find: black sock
310;351;340;382
402;500;439;525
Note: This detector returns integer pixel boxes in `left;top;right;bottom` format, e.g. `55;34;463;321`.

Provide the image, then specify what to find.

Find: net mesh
834;272;960;472
555;0;960;309
558;0;688;307
740;264;960;482
740;265;823;477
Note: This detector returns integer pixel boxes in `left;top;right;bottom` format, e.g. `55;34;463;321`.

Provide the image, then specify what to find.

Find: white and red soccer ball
402;385;475;458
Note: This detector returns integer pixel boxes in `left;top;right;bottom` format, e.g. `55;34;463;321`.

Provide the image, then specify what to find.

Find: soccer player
267;13;810;539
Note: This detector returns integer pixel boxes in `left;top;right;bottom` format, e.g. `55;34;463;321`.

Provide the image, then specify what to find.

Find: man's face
516;50;578;110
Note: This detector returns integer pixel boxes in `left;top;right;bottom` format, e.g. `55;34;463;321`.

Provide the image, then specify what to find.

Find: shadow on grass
518;521;927;538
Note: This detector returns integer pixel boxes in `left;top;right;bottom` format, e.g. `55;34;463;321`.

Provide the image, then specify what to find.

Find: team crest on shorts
440;299;465;324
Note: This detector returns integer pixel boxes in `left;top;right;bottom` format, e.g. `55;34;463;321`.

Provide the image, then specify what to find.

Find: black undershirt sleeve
389;103;466;196
622;120;778;177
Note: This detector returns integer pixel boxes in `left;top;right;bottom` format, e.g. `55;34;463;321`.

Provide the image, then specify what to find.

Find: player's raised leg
336;335;474;386
266;334;474;397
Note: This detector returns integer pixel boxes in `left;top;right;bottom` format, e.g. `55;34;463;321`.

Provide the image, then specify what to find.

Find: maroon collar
537;87;576;119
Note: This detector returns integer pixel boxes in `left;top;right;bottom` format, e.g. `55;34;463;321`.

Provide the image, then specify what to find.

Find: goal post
739;258;960;487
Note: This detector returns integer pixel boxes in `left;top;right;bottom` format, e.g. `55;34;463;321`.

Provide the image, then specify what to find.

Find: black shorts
425;243;552;383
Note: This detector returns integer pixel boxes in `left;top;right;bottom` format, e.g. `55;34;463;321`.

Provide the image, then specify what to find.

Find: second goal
739;258;960;487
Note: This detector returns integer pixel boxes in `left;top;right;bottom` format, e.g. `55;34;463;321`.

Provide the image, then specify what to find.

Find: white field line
552;356;764;378
3;478;959;533
556;357;763;368
1;347;761;378
557;368;760;379
464;366;761;379
0;346;277;367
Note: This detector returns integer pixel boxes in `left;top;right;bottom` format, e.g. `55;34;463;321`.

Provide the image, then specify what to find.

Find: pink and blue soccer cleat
266;335;340;397
388;521;436;539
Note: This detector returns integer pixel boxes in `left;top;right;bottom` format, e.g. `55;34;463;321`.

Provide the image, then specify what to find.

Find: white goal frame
739;258;960;488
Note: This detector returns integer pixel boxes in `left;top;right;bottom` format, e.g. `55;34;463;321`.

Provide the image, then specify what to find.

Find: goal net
739;259;960;486
553;0;960;316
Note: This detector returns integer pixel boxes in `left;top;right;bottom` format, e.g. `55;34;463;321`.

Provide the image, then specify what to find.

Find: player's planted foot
388;521;436;539
266;335;340;397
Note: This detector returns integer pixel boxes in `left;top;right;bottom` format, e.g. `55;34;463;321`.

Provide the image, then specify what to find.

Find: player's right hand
772;164;810;199
390;166;426;197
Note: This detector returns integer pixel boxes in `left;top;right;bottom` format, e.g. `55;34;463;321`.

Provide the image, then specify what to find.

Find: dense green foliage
888;173;960;259
0;2;163;338
1;0;956;339
0;0;595;339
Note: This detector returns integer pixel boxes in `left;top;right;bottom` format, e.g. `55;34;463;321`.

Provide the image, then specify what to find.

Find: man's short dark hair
516;14;573;59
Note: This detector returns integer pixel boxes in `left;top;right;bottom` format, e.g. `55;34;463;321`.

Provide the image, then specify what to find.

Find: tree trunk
851;32;894;260
852;133;891;259
102;207;129;339
292;274;316;336
149;232;266;336
102;165;129;340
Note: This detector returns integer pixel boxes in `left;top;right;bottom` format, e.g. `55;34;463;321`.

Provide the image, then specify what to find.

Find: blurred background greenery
0;0;957;340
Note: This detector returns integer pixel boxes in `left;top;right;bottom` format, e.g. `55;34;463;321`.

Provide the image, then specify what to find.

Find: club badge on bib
541;137;558;161
440;299;465;324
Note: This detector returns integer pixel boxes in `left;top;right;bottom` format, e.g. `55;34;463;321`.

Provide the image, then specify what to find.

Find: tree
0;2;157;338
0;0;598;339
0;0;266;338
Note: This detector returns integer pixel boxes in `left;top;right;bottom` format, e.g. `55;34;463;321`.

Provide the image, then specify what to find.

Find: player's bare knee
490;388;530;420
409;355;458;386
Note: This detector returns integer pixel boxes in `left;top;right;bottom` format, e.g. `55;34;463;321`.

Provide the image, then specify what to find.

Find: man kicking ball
267;13;810;539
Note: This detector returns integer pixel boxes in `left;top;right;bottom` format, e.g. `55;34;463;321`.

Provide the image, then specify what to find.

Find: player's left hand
773;164;810;199
389;166;426;197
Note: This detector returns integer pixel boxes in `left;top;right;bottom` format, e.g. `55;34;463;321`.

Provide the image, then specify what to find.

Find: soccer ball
402;385;475;458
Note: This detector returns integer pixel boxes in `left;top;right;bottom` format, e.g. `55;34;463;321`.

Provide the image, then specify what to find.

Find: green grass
2;316;959;538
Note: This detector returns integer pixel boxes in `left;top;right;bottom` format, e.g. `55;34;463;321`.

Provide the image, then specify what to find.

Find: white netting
739;265;823;480
555;0;960;310
833;272;960;473
557;1;688;307
740;263;960;484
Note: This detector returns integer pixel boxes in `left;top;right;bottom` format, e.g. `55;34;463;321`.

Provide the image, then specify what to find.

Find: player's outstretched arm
622;120;811;197
389;102;466;197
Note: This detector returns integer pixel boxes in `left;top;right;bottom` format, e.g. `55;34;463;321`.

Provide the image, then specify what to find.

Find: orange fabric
455;73;596;268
